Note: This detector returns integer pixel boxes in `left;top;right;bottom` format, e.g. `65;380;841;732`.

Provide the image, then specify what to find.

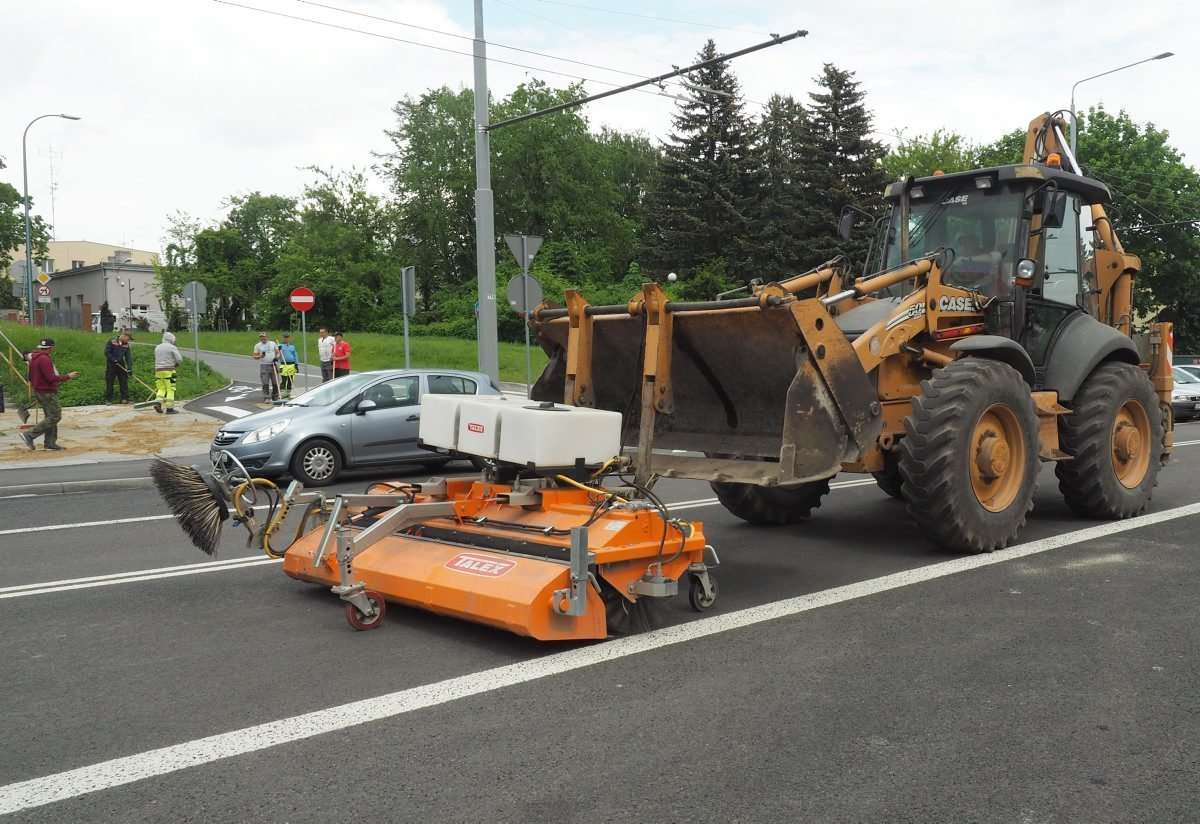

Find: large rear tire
710;478;831;526
1055;361;1161;519
899;358;1039;553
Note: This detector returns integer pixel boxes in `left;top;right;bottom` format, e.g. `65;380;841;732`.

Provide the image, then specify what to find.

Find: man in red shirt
20;338;79;451
332;331;352;378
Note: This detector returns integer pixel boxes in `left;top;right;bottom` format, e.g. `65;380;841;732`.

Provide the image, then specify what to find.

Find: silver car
1172;366;1200;423
210;369;502;485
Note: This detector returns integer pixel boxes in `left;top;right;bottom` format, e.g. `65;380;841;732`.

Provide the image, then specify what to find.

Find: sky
4;0;1197;255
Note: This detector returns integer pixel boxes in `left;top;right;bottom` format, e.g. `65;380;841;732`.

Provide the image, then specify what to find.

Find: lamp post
1070;52;1173;155
116;276;134;330
22;113;81;323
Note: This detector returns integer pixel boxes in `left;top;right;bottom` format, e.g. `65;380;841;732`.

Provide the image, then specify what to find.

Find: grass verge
190;330;548;384
0;322;226;407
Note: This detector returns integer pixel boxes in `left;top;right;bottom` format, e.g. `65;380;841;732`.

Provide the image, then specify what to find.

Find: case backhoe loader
531;112;1176;553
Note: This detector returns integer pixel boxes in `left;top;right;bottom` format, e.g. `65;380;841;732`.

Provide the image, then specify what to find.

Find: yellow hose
555;474;628;503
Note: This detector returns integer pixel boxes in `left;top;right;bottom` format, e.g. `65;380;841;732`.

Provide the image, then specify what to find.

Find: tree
642;40;758;279
882;129;980;179
748;94;810;276
797;64;888;269
0;181;51;309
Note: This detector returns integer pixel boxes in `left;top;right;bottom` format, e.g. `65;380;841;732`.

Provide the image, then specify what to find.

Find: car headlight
243;418;291;444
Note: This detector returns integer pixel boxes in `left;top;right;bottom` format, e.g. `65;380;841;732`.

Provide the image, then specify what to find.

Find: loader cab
879;166;1113;364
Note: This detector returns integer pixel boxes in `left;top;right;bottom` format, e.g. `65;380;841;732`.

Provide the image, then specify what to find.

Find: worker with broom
278;333;299;400
104;331;133;404
18;338;78;451
154;331;184;415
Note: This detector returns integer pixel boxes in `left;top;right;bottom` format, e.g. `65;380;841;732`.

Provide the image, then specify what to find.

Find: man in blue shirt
278;333;299;399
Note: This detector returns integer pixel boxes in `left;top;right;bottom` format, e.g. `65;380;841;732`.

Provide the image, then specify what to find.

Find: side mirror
837;211;854;241
1038;190;1067;229
356;398;377;415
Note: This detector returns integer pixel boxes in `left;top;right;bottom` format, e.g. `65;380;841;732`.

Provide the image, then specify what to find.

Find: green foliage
882;129;982;179
0;180;51;310
750;95;811;277
643;40;758;279
0;322;225;407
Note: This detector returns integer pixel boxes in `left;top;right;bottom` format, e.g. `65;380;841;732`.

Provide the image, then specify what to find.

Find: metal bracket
564;290;596;407
552;527;595;616
632;574;678;598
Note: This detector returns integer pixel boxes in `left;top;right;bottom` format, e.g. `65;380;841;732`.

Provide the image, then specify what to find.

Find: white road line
0;558;282;600
205;405;251;418
3;500;1198;817
0;556;275;596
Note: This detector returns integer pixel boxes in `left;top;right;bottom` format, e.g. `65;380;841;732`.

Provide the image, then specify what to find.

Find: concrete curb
0;476;155;497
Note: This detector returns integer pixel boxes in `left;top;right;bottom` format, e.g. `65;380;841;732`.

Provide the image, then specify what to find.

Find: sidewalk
0;403;219;469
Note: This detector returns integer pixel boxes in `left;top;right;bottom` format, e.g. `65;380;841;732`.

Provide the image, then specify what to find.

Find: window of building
52;298;60;309
72;260;85;269
65;296;72;308
43;259;55;273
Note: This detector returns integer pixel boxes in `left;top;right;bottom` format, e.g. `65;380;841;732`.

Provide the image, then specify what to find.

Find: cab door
348;375;422;464
1023;193;1084;368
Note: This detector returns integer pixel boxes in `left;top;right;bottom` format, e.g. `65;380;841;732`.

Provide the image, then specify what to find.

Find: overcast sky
4;0;1196;254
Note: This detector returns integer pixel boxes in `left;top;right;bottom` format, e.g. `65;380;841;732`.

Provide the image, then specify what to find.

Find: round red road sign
289;286;315;313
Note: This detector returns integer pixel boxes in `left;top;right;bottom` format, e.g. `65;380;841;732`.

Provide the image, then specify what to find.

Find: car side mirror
837;210;854;241
356;399;377;415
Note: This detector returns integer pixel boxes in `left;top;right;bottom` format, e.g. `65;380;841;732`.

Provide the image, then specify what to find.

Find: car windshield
284;373;379;406
884;182;1023;296
1173;367;1199;384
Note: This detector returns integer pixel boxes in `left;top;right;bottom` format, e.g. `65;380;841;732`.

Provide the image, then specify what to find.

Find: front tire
290;438;343;486
1056;361;1161;519
899;358;1039;553
710;478;831;526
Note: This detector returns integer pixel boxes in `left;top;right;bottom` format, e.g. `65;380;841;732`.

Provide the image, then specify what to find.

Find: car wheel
290;438;343;486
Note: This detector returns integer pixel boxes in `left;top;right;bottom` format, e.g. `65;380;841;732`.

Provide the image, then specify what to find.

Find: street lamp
1070;52;1173;155
22;113;81;324
116;276;134;330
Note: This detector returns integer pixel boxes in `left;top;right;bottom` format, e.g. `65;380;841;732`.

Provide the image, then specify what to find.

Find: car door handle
407;414;420;422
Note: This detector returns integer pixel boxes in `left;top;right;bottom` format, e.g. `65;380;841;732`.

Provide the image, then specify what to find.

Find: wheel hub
1111;401;1151;489
1114;423;1140;462
975;434;1011;480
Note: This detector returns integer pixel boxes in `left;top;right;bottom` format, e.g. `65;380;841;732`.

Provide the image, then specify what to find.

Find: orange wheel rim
969;404;1026;513
1111;399;1151;489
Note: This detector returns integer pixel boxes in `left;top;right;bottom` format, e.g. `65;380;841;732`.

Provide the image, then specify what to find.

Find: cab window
1041;194;1082;305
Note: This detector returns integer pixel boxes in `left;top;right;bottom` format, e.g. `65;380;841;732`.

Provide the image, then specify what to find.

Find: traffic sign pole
289;287;316;393
521;236;531;397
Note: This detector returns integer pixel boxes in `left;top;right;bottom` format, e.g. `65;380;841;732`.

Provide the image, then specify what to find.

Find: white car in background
1171;366;1200;422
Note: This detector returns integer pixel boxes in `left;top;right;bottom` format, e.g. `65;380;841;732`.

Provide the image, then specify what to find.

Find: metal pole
521;235;531;397
472;0;499;384
21;114;80;325
191;283;200;380
301;311;309;393
1069;52;1174;156
402;277;411;369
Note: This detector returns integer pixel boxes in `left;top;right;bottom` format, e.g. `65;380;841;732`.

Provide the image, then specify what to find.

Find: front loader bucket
533;292;882;485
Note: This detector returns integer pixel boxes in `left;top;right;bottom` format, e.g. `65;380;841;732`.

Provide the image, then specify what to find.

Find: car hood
221;404;312;433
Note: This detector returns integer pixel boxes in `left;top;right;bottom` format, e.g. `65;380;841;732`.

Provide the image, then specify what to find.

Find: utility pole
472;0;499;384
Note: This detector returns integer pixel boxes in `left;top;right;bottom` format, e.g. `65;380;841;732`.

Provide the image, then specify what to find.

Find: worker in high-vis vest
278;333;299;399
154;331;184;414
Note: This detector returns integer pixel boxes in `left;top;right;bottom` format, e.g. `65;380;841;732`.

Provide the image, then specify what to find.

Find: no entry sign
289;287;315;313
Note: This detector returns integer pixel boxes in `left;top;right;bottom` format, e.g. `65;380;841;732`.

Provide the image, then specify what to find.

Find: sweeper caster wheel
688;574;718;612
345;590;387;631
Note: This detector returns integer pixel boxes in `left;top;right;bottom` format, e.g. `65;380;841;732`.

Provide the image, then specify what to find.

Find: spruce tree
642;40;757;280
748;94;810;278
798;64;887;270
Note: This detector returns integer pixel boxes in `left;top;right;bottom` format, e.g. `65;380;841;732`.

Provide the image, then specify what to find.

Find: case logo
445;553;515;577
939;295;980;313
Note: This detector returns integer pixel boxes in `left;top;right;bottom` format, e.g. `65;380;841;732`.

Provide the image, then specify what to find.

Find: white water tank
498;402;621;467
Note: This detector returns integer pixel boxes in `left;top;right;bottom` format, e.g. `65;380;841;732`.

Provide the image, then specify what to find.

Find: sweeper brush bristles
151;458;230;556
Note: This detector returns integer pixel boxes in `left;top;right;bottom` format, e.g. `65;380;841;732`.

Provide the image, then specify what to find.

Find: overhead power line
532;0;773;38
212;0;685;103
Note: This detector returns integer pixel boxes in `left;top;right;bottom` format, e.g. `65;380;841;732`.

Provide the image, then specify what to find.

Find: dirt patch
0;404;219;465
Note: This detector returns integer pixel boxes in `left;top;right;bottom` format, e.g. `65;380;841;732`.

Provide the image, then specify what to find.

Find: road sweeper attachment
152;397;716;639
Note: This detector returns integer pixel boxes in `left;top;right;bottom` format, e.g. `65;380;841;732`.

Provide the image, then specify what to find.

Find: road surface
0;423;1197;821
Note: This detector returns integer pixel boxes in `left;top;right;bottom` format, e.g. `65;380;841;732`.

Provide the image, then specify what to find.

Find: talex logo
445;553;515;577
939;295;978;313
466;422;485;433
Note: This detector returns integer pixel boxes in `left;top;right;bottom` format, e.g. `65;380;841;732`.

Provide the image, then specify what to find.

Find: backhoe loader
531;112;1176;553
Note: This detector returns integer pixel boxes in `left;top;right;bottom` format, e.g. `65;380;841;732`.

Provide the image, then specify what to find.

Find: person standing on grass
317;327;335;382
332;331;351;378
278;333;299;399
19;338;78;451
104;332;133;404
253;332;280;401
154;332;183;415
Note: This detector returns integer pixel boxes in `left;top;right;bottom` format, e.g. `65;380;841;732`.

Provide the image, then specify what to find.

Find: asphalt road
1;422;1198;822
